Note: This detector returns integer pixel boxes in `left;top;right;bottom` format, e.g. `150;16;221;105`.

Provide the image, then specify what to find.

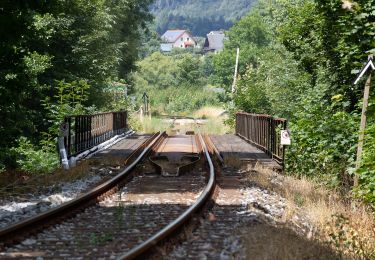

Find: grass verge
246;163;375;259
133;106;232;135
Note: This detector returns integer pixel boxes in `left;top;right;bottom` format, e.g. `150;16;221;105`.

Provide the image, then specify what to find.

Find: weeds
246;164;375;259
115;193;125;228
196;117;231;135
193;106;226;119
224;156;243;169
0;160;90;198
89;232;114;246
135;117;172;133
132;105;230;135
327;214;374;259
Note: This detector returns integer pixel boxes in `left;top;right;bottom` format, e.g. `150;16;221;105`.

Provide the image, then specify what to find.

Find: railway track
0;132;217;259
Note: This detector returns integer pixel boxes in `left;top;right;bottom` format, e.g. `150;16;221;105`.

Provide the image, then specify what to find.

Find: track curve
0;133;216;259
0;132;163;247
119;134;216;259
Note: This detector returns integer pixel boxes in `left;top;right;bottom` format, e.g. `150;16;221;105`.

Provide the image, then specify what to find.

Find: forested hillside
150;0;254;36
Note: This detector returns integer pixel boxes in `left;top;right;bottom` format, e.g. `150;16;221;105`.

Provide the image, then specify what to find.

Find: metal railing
235;112;287;165
64;111;127;158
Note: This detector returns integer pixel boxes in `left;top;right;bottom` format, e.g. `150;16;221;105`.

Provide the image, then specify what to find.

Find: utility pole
354;55;374;187
232;48;240;93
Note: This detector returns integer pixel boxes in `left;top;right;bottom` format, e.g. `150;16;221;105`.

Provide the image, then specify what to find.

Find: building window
187;37;190;41
181;37;183;41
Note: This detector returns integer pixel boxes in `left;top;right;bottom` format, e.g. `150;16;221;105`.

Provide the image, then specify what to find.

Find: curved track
0;132;162;247
0;133;217;259
120;134;216;259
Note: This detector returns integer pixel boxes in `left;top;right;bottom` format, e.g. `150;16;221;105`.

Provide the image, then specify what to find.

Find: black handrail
235;112;287;165
64;111;127;158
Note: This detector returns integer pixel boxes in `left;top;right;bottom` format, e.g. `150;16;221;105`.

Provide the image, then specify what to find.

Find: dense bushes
133;51;221;115
287;85;359;183
358;93;375;204
11;137;59;175
0;0;153;173
357;125;375;204
214;0;374;205
149;87;220;115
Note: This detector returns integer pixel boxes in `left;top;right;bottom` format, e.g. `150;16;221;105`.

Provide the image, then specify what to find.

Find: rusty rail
64;111;127;158
235;112;287;165
0;132;162;247
119;134;216;259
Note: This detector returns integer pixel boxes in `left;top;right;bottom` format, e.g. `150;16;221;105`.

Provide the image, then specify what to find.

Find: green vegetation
150;0;254;36
213;0;374;207
0;0;153;173
132;51;223;115
2;0;374;213
11;137;59;175
357;123;375;205
135;117;173;134
135;111;229;135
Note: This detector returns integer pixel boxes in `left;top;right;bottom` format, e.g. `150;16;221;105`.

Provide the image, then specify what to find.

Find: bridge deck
91;134;152;159
155;135;198;161
209;134;281;169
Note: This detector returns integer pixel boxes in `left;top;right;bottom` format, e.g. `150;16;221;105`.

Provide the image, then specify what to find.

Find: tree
0;0;153;169
177;54;203;87
213;10;271;89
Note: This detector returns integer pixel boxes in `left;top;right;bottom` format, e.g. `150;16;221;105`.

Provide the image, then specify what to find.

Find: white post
140;105;144;122
58;137;70;170
232;47;240;93
355;72;372;186
354;55;373;187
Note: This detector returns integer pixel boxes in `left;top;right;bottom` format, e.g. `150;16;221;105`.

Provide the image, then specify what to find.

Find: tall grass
131;106;231;135
247;164;375;259
133;116;174;134
195;117;231;135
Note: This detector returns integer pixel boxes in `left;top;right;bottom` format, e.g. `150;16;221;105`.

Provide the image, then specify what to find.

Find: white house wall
172;32;196;48
161;43;173;52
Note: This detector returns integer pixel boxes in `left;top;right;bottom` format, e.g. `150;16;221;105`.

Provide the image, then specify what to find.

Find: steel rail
203;134;224;165
119;134;216;260
0;132;164;245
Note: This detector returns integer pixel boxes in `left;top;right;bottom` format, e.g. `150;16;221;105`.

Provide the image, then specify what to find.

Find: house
160;29;197;52
203;31;225;53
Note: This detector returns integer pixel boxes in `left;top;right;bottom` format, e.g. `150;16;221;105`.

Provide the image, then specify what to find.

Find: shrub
148;87;220;115
286;82;359;186
357;124;375;206
12;137;59;174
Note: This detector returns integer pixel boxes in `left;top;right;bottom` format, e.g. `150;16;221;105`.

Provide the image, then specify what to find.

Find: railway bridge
0;110;300;259
59;111;288;171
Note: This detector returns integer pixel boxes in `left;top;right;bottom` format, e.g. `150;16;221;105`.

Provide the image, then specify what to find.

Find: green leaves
213;8;271;89
23;52;52;77
223;0;372;199
177;54;203;87
132;51;221;115
11;137;59;175
0;0;153;170
357;124;375;206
